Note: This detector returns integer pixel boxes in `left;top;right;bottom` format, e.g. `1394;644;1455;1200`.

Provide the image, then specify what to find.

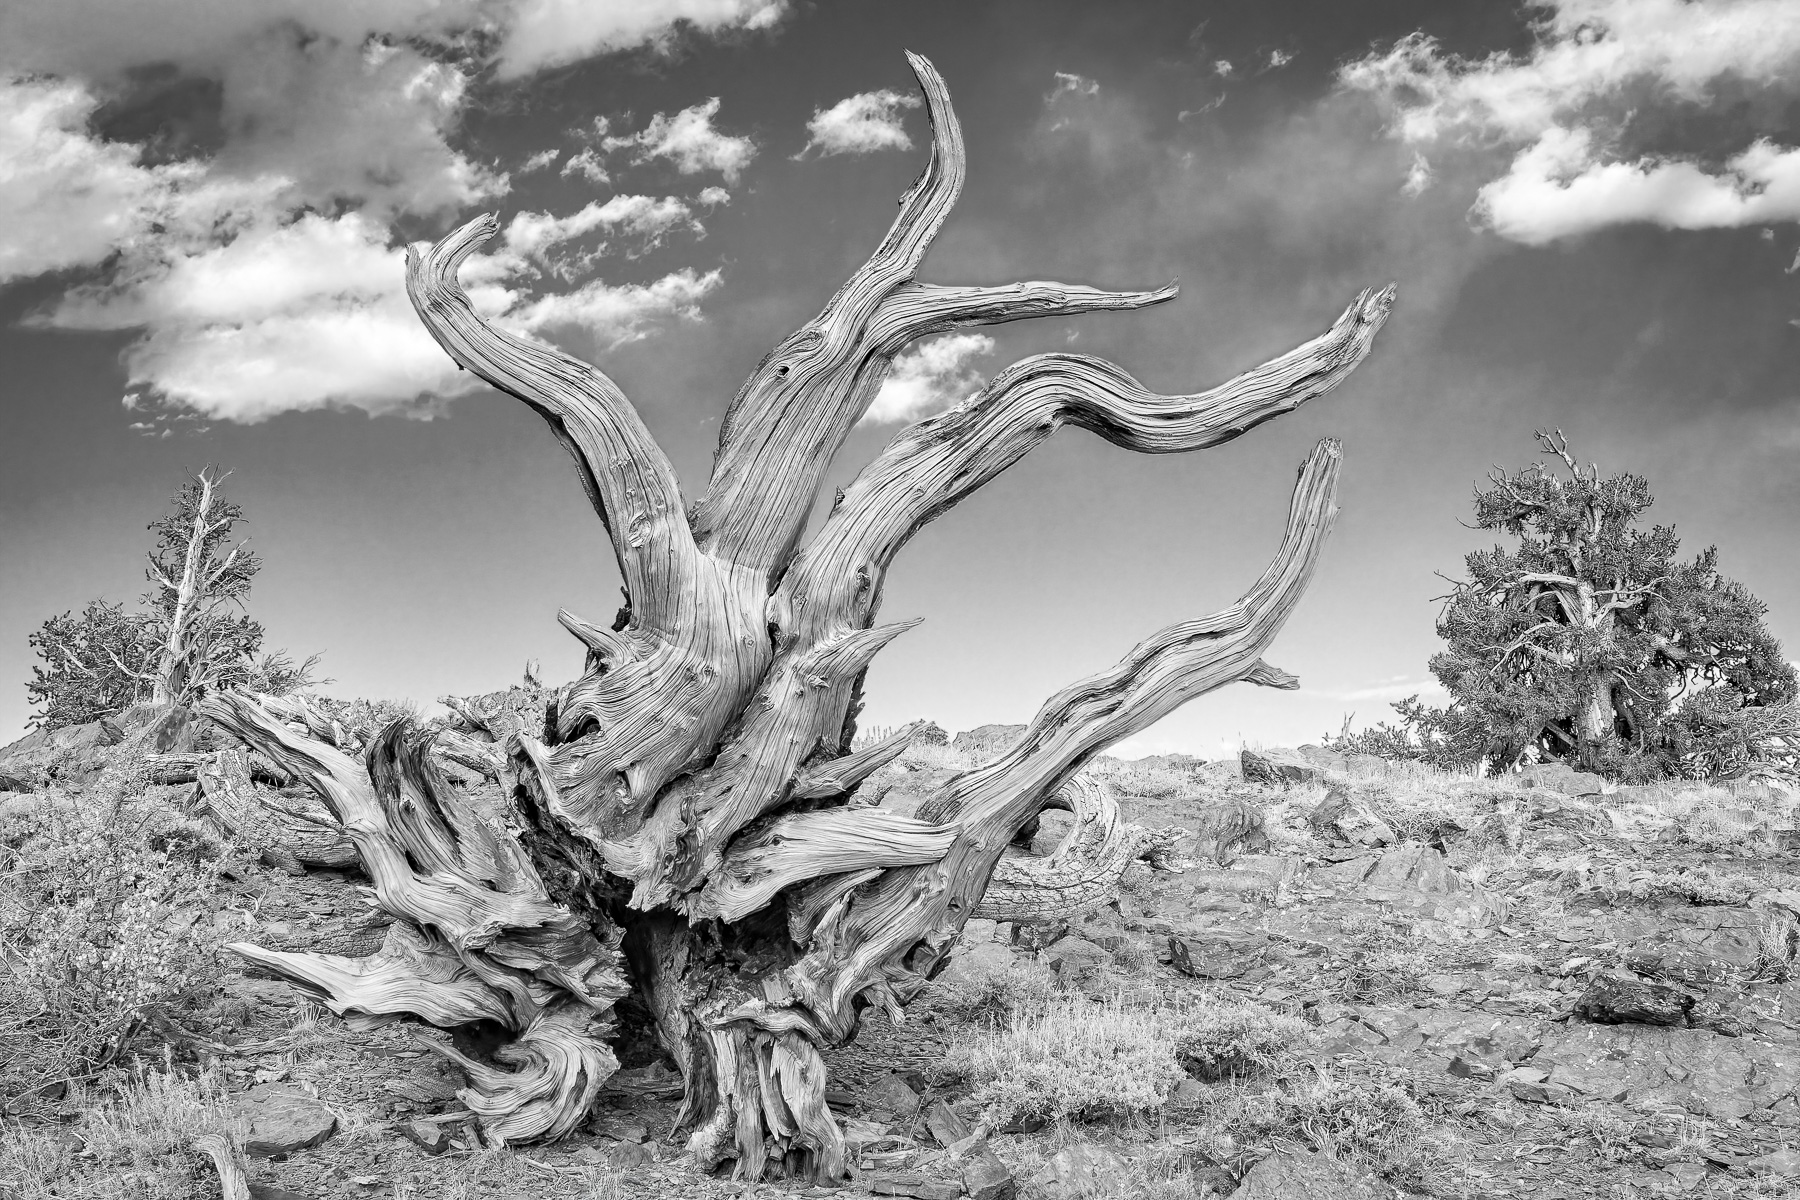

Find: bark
207;51;1392;1180
148;470;248;707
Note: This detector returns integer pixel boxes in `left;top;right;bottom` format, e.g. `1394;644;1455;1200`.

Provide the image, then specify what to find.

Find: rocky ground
4;718;1800;1199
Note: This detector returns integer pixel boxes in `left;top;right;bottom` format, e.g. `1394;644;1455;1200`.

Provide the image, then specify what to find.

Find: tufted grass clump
945;992;1313;1128
0;1063;244;1200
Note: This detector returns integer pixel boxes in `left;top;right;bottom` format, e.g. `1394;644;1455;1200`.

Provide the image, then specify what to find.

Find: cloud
860;334;994;426
1479;130;1800;244
492;0;786;79
603;97;756;182
34;210;723;422
0;77;188;284
0;0;766;423
511;267;722;343
1049;71;1100;99
1343;0;1800;242
502;194;700;266
561;147;611;184
1301;676;1447;703
519;148;561;174
697;186;731;206
797;88;919;157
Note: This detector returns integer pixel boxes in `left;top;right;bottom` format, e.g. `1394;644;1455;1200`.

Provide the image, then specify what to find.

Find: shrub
935;963;1056;1030
1173;999;1315;1082
1214;1064;1427;1182
0;797;220;1101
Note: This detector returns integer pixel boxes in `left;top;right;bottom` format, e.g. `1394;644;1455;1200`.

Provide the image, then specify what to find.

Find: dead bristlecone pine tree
198;54;1394;1180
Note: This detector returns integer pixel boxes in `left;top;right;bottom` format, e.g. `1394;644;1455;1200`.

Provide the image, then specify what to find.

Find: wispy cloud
796;88;919;157
1299;675;1447;704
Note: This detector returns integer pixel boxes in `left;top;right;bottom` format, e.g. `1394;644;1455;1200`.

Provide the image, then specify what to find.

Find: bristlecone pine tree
1403;430;1795;777
28;468;296;729
197;55;1394;1178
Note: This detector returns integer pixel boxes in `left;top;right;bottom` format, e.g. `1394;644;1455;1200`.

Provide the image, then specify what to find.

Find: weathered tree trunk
199;53;1393;1179
149;470;247;706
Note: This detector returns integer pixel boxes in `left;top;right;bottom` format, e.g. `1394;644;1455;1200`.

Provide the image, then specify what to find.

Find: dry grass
0;1063;244;1200
944;991;1313;1129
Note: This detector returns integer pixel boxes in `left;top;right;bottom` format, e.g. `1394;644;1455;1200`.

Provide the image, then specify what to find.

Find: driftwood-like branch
727;438;1342;1045
197;693;628;1144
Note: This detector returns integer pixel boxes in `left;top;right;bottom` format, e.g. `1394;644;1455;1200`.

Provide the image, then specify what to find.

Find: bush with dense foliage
1337;432;1794;779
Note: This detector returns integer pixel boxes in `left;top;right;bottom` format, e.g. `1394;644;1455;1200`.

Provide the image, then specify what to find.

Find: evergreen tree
1360;432;1793;778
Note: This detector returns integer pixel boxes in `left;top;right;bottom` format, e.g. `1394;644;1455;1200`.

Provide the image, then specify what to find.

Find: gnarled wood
221;51;1393;1181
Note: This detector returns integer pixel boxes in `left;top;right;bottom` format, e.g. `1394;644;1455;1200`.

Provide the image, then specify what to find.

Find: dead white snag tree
198;54;1393;1180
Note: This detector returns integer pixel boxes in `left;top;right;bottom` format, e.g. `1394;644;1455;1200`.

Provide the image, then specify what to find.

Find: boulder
397;1119;450;1155
1364;845;1465;895
1027;1144;1129;1200
951;724;1028;757
1296;744;1349;771
1241;747;1324;785
959;1141;1016;1200
1044;936;1110;982
1233;1149;1385;1199
861;1073;922;1119
1307;787;1397;847
923;1099;972;1148
1572;970;1692;1027
237;1089;338;1157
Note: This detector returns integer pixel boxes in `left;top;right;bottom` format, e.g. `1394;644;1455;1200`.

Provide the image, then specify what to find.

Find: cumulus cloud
696;186;731;206
860;334;994;426
1343;0;1800;243
34;211;722;422
0;78;188;283
492;0;785;79
797;88;919;157
603;97;757;181
519;148;561;174
1480;130;1800;244
0;0;759;422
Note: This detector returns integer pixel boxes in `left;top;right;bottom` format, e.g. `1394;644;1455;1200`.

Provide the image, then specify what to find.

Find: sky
2;0;1798;756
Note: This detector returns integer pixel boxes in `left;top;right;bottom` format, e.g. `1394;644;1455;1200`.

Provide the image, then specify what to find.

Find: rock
397;1119;450;1155
1554;771;1608;797
607;1141;652;1168
923;1099;971;1148
238;1090;338;1157
1572;970;1692;1027
1365;845;1464;895
1241;747;1323;785
1233;1148;1384;1199
1171;1077;1208;1105
960;1142;1016;1200
938;940;1023;986
862;1073;922;1119
1748;1147;1800;1177
1307;787;1396;847
1296;744;1349;771
1044;936;1109;981
1661;1162;1710;1190
248;1187;314;1200
1010;920;1069;951
1519;761;1574;786
951;724;1028;757
1028;1144;1129;1200
869;1172;958;1199
1535;1022;1800;1118
1624;922;1762;987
